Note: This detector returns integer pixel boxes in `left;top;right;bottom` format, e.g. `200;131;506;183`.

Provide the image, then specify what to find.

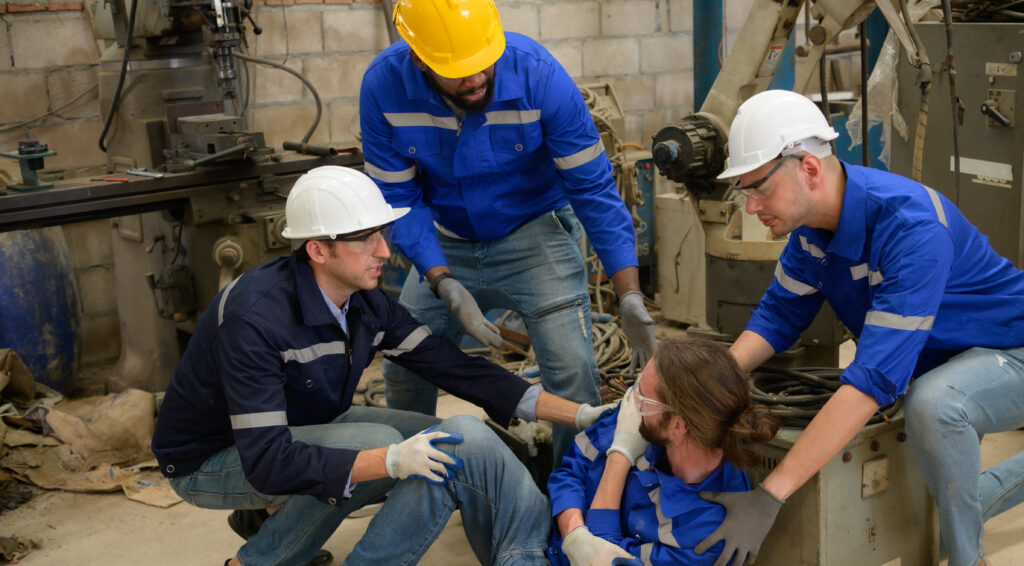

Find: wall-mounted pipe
694;0;724;110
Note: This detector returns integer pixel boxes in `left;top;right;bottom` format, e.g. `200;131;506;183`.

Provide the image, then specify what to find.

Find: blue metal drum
0;227;81;394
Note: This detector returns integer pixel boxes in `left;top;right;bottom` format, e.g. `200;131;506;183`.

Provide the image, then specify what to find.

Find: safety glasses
633;370;675;417
733;154;804;199
333;224;392;254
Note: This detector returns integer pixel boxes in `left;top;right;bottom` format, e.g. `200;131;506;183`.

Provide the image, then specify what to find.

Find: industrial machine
0;0;355;391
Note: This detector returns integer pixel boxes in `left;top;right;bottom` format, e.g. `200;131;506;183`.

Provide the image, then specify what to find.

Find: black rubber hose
97;0;139;153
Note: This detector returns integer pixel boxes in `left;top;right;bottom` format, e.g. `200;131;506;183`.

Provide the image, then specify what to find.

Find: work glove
618;291;657;376
606;388;648;464
435;277;503;349
385;425;464;485
574;401;616;430
695;483;785;566
561;525;635;566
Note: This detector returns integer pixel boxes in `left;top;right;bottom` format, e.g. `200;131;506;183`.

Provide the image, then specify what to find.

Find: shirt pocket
489;122;544;164
392;128;444;160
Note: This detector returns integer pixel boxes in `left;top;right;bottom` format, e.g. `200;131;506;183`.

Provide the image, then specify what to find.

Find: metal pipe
693;0;723;110
860;20;869;167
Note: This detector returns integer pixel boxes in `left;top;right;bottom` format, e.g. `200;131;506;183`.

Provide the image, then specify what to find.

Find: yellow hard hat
393;0;506;79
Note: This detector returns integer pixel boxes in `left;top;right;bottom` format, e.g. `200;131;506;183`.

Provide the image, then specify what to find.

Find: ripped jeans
383;205;602;465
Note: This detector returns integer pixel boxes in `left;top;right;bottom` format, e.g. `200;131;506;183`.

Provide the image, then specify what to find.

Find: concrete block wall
0;0;765;367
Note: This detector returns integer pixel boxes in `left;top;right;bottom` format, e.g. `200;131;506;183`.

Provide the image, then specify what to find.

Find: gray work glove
435;277;503;349
618;291;656;376
561;525;635;566
606;387;648;464
695;483;785;566
385;425;464;485
574;401;616;430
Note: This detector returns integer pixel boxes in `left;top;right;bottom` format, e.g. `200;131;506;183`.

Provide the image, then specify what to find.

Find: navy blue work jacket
152;253;529;505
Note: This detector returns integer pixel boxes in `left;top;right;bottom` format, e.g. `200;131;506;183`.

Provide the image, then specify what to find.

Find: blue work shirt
546;407;750;565
359;32;637;277
151;252;530;505
747;162;1024;406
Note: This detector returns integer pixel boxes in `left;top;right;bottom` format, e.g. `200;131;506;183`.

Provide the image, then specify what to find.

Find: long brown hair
653;337;778;469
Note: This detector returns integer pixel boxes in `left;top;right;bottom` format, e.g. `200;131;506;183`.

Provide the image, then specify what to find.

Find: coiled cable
751;366;901;428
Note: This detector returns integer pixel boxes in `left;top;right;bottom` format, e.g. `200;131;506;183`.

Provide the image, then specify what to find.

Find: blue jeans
904;346;1024;566
343;415;551;566
383;206;602;464
168;406;440;566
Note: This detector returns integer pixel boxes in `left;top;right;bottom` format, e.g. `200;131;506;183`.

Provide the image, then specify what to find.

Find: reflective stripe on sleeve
799;235;825;258
231;411;288;430
640;543;654;565
280;341;346;364
381;325;431;357
217;277;241;326
648;487;680;547
484;109;541;125
383;112;459;130
774;263;818;296
574;431;599;461
553;140;605;170
850;263;884;285
864;310;935;331
364;161;416;184
924;187;948;228
372;331;385;347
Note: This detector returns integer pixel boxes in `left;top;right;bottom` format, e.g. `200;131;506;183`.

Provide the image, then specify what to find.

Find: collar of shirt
318;285;350;335
826;160;868;261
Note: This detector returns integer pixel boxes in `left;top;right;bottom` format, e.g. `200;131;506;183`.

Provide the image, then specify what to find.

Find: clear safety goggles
733;154;804;199
333;224;392;254
633;370;675;417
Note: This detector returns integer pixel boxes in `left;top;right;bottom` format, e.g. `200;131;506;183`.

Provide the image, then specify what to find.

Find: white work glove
606;387;648;464
618;291;657;376
435;277;503;349
574;401;616;430
562;525;635;566
385;425;464;485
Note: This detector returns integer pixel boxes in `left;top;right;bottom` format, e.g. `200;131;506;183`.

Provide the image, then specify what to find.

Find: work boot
227;509;334;566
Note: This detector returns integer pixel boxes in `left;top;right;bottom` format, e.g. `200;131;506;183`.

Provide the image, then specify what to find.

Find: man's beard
426;71;496;113
639;418;670;446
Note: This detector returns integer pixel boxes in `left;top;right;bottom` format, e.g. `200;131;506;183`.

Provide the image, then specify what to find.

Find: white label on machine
760;43;787;73
950;156;1013;188
862;456;889;498
986;62;1018;77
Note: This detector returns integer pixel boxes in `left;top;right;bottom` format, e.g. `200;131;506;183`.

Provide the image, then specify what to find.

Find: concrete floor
4;343;1024;565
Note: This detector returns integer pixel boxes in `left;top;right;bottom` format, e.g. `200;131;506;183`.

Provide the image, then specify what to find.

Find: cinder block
641;35;692;73
24;119;107;172
623;111;643;146
601;74;654;112
46;67;99;119
601;1;656;37
304;53;375;99
668;0;693;33
545;41;582;78
327;100;359;147
80;311;120;366
499;4;538;39
6;3;47;13
540;2;599;41
582;37;638;77
10;13;99;68
77;266;118;313
49;2;84;11
251;58;304;104
324;7;389;53
62;219;113;269
285;10;323;54
655;70;693;108
0;73;49;122
252;103;331;147
253;10;286;57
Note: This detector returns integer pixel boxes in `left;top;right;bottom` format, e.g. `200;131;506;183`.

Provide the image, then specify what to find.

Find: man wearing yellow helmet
359;0;656;464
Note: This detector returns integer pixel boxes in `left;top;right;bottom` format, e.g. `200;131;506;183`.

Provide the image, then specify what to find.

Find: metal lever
981;100;1011;127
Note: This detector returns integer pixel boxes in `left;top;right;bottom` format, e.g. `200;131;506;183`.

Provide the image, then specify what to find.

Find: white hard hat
282;166;410;240
717;90;839;179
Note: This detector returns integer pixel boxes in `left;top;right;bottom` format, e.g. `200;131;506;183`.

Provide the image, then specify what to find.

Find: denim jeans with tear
383;205;602;465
